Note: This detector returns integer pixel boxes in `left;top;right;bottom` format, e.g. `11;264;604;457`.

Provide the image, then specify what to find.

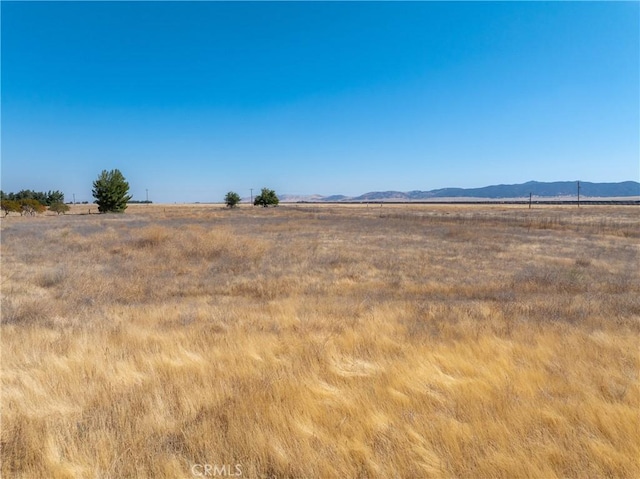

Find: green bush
49;202;70;215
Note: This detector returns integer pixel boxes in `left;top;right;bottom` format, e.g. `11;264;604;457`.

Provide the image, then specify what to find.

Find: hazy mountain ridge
281;181;640;202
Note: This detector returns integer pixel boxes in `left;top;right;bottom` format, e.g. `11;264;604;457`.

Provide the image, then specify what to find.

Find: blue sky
2;1;638;203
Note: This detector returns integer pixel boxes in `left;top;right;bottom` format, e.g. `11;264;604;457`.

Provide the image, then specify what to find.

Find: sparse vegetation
1;203;638;478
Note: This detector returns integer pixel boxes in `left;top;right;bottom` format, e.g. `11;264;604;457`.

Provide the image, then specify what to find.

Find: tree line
1;169;133;216
2;169;280;216
1;190;70;216
1;189;64;205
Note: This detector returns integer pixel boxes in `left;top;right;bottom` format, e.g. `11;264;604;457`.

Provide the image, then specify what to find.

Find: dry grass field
1;203;639;478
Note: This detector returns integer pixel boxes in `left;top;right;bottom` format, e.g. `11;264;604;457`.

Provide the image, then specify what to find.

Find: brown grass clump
1;204;639;478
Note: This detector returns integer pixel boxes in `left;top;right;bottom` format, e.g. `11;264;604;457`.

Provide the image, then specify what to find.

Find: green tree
92;169;132;213
49;202;70;215
253;188;279;207
224;191;241;208
46;190;65;205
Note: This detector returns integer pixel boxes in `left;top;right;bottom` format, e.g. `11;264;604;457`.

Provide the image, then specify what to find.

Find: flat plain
1;203;638;478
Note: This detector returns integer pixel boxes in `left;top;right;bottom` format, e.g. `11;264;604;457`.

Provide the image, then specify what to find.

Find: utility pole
73;193;76;205
250;188;253;206
529;192;532;209
577;181;581;208
146;189;149;204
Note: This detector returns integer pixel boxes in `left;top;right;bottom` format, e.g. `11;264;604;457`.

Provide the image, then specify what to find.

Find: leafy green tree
46;190;65;205
253;188;279;207
1;199;21;216
49;202;70;215
92;169;132;213
224;191;241;208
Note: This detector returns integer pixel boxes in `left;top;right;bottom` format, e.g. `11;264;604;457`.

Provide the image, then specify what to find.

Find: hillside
282;181;640;202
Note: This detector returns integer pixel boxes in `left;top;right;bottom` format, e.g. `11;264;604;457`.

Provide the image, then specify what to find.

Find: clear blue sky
2;1;638;203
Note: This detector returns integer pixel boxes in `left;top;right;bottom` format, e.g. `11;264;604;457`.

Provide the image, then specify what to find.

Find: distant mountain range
279;181;640;202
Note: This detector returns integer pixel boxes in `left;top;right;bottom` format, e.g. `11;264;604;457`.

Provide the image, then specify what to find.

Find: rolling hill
281;181;640;202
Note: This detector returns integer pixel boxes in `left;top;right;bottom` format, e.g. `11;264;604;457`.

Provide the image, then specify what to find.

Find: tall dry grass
1;204;639;478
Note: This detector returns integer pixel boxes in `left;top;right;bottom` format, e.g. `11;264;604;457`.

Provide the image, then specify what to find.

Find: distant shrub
1;199;21;216
254;187;279;207
225;191;241;208
49;202;70;215
19;199;46;216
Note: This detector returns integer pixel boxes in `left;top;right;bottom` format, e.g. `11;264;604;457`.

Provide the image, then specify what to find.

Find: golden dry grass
1;203;639;478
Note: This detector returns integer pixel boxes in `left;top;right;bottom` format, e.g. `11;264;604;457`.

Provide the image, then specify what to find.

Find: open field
1;203;639;478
